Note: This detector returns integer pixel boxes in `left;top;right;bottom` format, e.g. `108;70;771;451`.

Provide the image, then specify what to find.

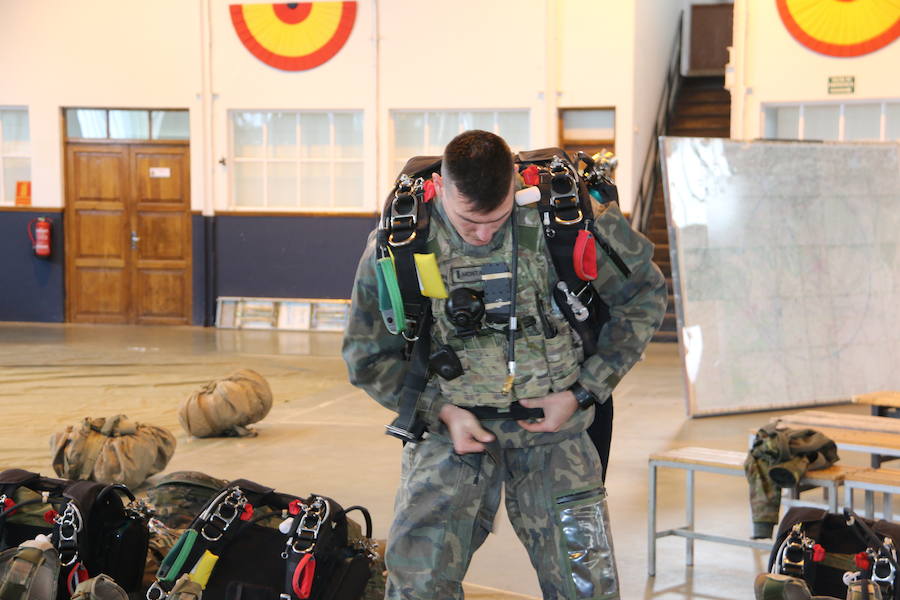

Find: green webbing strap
158;529;198;583
819;551;859;572
0;547;44;600
377;256;406;334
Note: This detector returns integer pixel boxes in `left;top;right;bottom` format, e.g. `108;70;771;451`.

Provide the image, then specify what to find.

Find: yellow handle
189;550;219;588
414;253;448;299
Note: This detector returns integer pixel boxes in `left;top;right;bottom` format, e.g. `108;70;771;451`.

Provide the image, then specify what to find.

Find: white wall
0;0;688;214
0;0;203;209
557;1;637;209
633;0;687;204
730;0;900;139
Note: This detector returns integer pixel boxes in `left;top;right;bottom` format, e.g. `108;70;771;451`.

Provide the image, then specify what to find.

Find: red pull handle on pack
573;229;598;281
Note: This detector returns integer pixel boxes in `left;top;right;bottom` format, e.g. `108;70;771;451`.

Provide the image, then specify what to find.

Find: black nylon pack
152;478;373;600
0;468;149;598
769;507;900;599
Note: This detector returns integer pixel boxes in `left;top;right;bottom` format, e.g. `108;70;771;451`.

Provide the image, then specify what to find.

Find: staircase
648;75;730;342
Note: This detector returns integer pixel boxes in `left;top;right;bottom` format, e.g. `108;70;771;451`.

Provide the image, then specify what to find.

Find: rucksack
147;478;374;600
146;471;229;530
769;507;900;599
0;536;60;599
69;574;127;600
0;469;149;598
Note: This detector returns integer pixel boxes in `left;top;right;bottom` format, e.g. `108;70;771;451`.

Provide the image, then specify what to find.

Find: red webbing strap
291;553;316;599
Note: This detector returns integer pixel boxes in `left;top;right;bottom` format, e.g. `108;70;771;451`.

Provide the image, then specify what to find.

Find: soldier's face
434;174;515;246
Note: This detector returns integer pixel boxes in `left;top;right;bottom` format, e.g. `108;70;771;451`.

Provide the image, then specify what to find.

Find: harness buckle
146;581;167;600
199;487;247;542
548;156;584;226
388;175;422;247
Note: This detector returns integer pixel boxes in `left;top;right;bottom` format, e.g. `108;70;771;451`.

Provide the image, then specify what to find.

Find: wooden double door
65;143;192;324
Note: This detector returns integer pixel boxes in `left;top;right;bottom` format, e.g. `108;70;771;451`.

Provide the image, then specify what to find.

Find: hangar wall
729;0;900;139
0;0;687;323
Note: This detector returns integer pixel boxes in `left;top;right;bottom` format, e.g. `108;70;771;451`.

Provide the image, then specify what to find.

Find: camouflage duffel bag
50;414;176;489
0;536;60;599
70;574;128;600
145;471;229;529
179;369;273;438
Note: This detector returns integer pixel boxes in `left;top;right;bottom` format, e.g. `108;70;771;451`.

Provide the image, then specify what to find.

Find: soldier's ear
432;173;444;196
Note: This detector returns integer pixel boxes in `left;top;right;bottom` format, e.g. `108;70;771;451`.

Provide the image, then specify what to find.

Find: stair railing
632;12;684;234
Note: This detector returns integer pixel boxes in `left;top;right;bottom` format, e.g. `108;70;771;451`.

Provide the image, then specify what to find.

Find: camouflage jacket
342;195;667;448
745;422;839;538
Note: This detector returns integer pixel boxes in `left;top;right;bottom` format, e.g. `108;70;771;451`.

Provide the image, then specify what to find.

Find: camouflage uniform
745;424;838;539
343;191;666;599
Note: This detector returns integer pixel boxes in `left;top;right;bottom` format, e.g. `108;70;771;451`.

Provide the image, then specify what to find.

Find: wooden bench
647;446;860;576
843;468;900;520
853;391;900;417
773;410;900;468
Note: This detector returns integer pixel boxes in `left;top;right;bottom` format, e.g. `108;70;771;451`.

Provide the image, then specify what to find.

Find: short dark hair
442;130;513;213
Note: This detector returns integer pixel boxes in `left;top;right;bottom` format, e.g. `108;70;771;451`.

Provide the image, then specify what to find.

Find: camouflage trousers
385;432;619;600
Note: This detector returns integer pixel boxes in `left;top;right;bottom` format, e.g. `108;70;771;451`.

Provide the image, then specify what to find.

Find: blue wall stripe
0;211;65;322
0;212;377;324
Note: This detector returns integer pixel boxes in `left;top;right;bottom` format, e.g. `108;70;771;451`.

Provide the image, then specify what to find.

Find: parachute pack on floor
0;469;149;599
767;507;900;599
146;478;375;600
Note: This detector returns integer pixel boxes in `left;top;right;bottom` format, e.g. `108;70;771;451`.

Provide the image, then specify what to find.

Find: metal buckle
283;497;330;556
388;175;422;247
199;487;246;541
548;156;584;225
146;581;167;600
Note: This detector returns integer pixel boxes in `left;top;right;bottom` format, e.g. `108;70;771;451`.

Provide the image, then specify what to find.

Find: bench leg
648;462;657;577
686;469;695;567
884;493;893;521
865;491;875;519
827;483;838;513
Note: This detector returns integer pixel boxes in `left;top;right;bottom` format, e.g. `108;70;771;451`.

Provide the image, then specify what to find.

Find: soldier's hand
439;404;495;454
517;391;578;432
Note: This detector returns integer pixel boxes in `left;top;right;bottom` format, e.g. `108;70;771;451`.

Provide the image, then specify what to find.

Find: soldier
343;130;666;599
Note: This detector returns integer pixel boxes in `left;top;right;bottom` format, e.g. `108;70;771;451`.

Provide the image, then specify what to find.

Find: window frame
0;107;31;206
760;99;900;142
227;109;365;213
62;107;190;143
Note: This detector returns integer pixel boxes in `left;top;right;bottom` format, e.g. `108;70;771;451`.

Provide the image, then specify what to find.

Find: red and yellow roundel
230;2;357;71
776;0;900;57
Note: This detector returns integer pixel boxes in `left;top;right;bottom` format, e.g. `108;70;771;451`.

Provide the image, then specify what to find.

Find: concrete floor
0;323;877;599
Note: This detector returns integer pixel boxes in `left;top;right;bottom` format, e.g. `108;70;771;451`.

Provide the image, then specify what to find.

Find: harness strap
385;303;433;443
462;402;544;421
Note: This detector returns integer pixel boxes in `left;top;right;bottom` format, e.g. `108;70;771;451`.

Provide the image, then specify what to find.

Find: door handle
131;231;140;249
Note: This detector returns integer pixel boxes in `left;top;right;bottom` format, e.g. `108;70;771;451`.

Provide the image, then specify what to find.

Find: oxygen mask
446;288;485;338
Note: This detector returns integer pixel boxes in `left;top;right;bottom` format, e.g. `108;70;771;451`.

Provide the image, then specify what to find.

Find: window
230;110;364;210
0;108;30;205
65;108;189;140
559;108;615;161
763;101;900;141
390;110;530;174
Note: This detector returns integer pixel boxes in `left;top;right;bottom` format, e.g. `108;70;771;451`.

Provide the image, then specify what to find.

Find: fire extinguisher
28;217;52;258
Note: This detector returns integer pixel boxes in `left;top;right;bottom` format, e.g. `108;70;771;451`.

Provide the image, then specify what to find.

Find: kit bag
69;574;128;600
0;469;149;599
768;507;900;600
50;415;177;489
179;369;273;438
146;471;230;530
0;536;60;600
147;479;374;600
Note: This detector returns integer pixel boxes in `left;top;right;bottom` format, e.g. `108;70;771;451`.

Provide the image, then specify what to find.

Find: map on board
659;137;900;416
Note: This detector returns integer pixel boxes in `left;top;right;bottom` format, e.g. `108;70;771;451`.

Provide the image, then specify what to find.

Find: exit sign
828;76;854;94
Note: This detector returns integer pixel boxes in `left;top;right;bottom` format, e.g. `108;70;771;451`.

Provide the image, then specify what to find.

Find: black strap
462;402;544;421
385;304;433;443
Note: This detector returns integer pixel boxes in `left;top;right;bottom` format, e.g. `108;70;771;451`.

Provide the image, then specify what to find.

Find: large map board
659;138;900;416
